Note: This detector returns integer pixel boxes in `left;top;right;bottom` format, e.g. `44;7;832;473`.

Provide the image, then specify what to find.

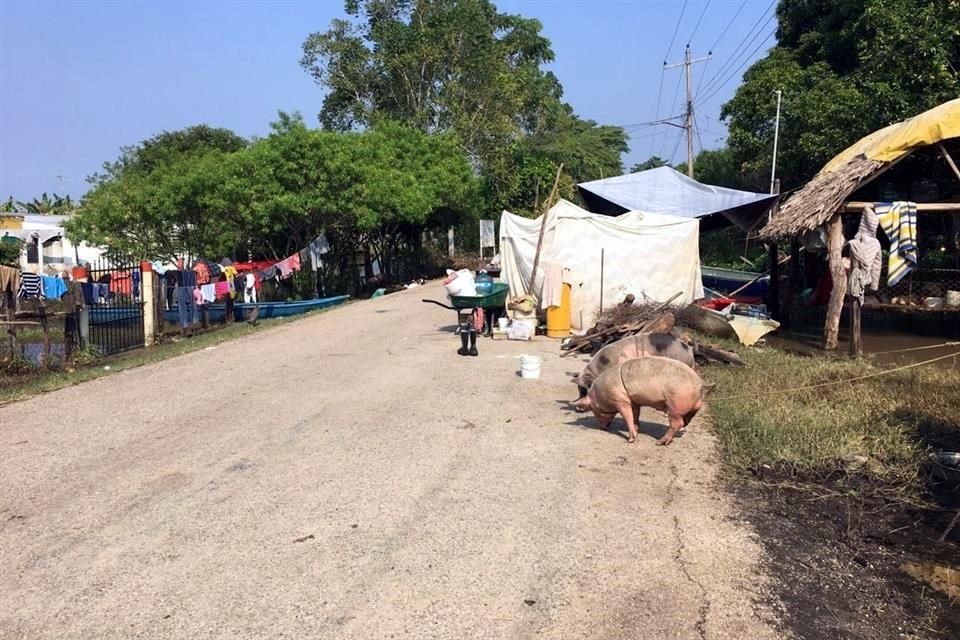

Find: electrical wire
687;0;711;44
697;29;776;107
659;71;686;157
707;0;748;54
698;0;776;98
664;0;689;63
652;0;689;157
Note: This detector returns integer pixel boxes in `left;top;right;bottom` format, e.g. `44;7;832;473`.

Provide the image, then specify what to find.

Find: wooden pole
938;142;960;182
599;248;605;313
528;163;563;297
849;295;862;357
823;214;847;350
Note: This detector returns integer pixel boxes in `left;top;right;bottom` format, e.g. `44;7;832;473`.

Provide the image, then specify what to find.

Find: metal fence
83;257;145;355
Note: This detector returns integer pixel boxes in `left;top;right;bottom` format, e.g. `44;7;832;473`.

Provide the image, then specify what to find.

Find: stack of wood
561;292;745;366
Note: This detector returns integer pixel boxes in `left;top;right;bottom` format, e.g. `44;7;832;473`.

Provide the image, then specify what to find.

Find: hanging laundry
244;272;258;303
308;235;331;270
80;282;96;305
193;260;212;285
0;265;20;296
181;269;198;288
277;253;301;279
876;201;918;287
259;265;277;281
40;275;68;300
18;272;41;299
193;287;203;307
175;286;195;329
847;206;883;302
214;280;231;299
110;271;132;296
132;270;141;299
221;265;238;281
200;283;216;303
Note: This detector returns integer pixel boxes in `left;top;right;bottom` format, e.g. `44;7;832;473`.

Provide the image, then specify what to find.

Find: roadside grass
0;304;350;405
701;338;960;495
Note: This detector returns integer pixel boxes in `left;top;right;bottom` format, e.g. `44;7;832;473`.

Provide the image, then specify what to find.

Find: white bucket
946;290;960;307
498;317;509;330
520;354;542;379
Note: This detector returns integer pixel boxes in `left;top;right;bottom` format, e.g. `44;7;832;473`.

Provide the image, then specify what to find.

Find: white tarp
499;199;703;329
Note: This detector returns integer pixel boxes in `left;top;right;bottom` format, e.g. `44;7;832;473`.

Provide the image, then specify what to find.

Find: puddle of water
769;331;960;369
902;561;960;600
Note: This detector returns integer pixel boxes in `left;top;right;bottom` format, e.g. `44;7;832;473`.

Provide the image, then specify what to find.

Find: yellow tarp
822;98;960;174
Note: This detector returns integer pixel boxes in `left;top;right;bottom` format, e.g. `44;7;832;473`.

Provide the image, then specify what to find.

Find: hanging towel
18;272;41;299
40;275;68;300
193;287;203;306
200;283;216;303
0;265;20;294
876;201;918;287
214;280;231;299
277;253;301;279
846;206;883;301
540;262;565;310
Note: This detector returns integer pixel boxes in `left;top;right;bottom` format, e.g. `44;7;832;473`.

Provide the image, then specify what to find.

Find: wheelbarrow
422;282;510;356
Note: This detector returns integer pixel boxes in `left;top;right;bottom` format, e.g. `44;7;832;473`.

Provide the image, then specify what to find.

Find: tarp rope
710;350;960;402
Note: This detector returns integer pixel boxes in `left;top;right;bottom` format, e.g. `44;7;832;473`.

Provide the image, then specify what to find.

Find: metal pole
685;45;694;177
770;89;782;194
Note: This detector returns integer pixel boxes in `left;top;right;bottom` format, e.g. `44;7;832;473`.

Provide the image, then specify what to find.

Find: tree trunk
823;215;847;350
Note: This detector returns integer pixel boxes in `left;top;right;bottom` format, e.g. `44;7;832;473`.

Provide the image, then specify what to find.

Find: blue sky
0;0;777;201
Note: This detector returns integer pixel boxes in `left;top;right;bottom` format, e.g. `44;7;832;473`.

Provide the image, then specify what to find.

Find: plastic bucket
497;317;509;330
520;354;542;379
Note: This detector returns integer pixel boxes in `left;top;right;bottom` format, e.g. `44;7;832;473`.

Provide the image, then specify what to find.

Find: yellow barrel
546;282;572;338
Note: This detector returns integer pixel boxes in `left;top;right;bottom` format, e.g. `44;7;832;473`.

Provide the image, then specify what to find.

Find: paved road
1;282;781;639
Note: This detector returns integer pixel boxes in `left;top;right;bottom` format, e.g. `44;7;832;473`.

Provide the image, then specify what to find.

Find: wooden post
782;238;801;329
823;215;847;350
39;304;50;369
849;296;862;357
768;243;780;320
528;163;564;298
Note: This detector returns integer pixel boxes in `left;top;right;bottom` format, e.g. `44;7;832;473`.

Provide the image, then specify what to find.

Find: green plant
0;354;38;377
70;344;104;367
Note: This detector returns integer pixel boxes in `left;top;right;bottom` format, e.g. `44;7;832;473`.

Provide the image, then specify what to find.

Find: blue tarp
578;166;778;230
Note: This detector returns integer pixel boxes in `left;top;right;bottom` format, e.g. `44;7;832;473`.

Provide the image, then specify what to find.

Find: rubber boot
468;329;478;356
458;323;470;356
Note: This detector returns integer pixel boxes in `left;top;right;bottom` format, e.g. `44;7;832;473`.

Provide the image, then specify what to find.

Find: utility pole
770;90;782;194
665;45;710;177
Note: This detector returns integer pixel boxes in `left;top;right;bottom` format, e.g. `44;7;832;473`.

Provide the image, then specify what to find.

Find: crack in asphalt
666;464;711;640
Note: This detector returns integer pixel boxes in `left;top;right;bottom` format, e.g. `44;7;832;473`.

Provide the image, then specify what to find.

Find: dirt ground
1;281;782;639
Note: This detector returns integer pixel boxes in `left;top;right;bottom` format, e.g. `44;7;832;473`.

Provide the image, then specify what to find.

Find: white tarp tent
499;199;703;329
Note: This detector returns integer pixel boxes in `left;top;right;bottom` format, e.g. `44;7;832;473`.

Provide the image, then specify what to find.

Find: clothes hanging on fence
40;275;68;300
80;282;97;305
259;265;277;281
0;265;19;296
110;271;132;296
200;283;216;303
175;286;195;329
181;269;197;288
193;287;203;307
876;201;918;287
243;272;257;303
132;270;141;299
846;205;883;302
18;272;41;299
214;280;231;299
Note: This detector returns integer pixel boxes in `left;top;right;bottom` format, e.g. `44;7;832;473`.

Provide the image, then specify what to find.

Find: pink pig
574;356;715;446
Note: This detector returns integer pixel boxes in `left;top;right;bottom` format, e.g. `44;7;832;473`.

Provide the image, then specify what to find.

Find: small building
0;212;105;275
761;98;960;351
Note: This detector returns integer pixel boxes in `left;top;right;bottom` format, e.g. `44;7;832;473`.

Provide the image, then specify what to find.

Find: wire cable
687;0;711;44
697;28;776;107
698;0;775;97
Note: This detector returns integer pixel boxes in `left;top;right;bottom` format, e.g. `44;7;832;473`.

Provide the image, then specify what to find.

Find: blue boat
163;295;350;325
700;266;769;299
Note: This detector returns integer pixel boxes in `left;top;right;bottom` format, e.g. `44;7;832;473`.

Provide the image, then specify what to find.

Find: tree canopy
301;0;628;215
722;0;960;189
68;116;477;268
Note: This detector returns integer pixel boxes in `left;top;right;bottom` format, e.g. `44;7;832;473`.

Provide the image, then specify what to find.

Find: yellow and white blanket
875;201;918;286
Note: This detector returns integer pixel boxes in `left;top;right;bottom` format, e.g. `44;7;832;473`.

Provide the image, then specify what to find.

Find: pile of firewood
561;292;745;366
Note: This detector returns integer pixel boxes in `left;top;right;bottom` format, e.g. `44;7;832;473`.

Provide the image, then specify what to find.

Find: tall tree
630;156;670;173
722;0;960;189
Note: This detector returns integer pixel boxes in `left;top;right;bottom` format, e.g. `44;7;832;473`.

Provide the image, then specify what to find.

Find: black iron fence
83;257;145;355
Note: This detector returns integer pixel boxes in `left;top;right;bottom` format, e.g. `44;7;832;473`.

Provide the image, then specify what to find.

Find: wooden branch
938;142;960;182
844;201;960;212
528;163;564;297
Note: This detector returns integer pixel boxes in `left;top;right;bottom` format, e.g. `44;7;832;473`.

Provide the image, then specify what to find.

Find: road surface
1;282;782;639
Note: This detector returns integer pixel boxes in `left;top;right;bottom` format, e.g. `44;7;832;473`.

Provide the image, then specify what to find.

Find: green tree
722;0;960;189
630;156;670;173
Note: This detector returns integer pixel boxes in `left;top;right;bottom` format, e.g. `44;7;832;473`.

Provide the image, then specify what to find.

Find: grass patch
703;339;960;493
0;303;351;405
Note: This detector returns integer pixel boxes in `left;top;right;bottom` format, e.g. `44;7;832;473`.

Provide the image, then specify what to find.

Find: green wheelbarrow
422;282;510;355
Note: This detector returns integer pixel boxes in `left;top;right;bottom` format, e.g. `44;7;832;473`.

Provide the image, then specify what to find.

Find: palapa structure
760;98;960;353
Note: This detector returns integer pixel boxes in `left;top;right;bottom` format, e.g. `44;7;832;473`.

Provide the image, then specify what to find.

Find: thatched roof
760;155;882;240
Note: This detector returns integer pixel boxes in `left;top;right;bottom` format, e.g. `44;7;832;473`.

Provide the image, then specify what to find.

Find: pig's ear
702;382;718;395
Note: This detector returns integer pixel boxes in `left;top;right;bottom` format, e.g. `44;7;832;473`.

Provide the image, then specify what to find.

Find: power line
687;0;711;44
707;0;748;53
669;127;685;164
658;71;686;157
664;0;689;62
694;57;710;99
698;0;776;98
697;29;776;107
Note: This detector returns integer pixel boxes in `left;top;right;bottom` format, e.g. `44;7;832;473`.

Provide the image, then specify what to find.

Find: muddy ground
740;474;959;639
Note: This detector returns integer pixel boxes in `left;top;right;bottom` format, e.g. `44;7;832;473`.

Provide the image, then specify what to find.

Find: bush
70;344;104;367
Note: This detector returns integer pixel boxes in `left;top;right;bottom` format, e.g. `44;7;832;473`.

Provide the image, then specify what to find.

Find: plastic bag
443;269;476;297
